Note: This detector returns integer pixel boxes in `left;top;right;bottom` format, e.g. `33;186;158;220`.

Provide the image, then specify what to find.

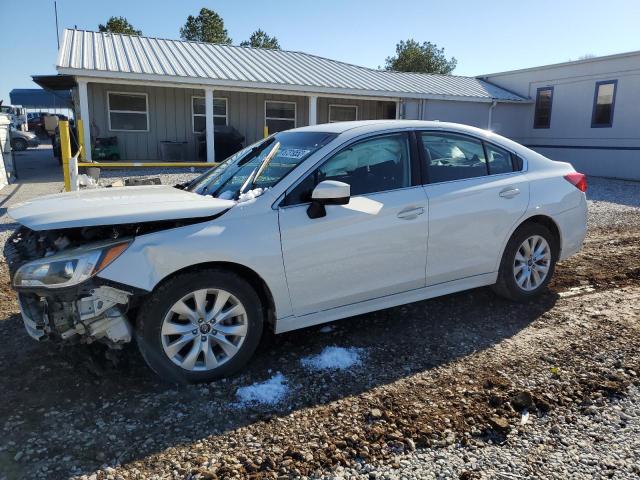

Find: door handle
499;187;520;199
397;206;425;220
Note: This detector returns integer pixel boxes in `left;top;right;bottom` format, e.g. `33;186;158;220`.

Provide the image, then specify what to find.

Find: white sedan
6;121;587;383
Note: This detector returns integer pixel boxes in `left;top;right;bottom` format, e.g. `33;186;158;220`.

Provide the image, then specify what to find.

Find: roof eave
57;67;528;103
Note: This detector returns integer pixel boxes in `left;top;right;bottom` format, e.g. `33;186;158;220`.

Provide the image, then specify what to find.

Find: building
34;29;640;180
35;29;525;163
9;88;73;118
479;51;640;180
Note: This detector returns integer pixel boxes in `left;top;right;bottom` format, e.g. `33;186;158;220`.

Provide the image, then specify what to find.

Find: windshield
186;131;337;199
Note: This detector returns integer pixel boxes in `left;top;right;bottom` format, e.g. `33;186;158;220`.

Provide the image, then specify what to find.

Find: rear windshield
186;131;337;199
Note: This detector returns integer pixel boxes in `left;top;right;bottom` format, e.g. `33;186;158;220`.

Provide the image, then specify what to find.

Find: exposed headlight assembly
13;241;130;289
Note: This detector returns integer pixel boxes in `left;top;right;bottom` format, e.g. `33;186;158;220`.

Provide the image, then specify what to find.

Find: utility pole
54;1;60;49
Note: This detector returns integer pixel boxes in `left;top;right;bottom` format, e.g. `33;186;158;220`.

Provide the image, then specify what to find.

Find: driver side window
285;133;411;205
421;133;487;183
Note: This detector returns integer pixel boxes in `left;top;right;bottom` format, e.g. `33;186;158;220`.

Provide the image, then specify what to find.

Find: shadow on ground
0;285;557;479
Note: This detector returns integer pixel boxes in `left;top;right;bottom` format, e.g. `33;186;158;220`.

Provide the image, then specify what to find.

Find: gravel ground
0;176;638;480
96;167;202;187
585;176;640;228
345;386;640;479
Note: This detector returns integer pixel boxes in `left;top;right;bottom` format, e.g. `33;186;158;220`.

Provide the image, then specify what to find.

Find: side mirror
307;180;350;219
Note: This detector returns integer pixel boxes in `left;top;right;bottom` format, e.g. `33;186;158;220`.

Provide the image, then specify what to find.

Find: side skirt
274;272;498;334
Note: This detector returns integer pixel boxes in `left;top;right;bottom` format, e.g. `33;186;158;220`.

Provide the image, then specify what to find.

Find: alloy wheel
161;288;248;371
513;235;551;291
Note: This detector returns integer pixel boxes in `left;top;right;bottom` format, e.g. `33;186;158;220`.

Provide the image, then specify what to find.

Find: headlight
13;241;130;289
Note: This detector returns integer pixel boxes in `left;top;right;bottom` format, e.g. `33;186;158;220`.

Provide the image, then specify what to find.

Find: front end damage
18;285;133;345
5;225;141;348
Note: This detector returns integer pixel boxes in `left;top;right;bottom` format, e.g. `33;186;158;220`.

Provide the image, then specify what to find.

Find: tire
492;223;558;302
11;138;27;151
136;268;264;383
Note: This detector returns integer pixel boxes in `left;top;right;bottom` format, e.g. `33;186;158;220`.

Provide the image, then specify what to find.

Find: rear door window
420;133;487;183
485;143;514;175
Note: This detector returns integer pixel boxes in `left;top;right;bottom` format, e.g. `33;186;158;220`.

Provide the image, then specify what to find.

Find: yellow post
76;119;86;160
263;125;269;138
59;120;72;192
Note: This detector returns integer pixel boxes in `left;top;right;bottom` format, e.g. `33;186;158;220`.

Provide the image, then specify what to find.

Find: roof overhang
32;74;77;91
59;68;529;104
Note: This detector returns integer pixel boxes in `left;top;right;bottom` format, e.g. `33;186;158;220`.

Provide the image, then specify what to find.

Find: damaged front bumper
17;283;135;347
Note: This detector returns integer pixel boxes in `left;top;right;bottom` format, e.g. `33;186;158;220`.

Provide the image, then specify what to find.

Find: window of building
591;80;617;128
328;104;358;122
108;92;148;131
533;87;553;129
421;133;487;183
286;133;411;204
265;101;296;134
192;97;228;133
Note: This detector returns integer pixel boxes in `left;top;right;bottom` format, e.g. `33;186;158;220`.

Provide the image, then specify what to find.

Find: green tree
240;29;281;49
180;8;232;44
98;16;142;35
385;39;457;74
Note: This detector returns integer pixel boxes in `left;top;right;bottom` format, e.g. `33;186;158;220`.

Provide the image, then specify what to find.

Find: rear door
419;131;529;285
278;132;428;316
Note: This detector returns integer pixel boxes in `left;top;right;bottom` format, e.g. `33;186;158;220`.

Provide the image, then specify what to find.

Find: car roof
292;120;492;137
291;120;545;165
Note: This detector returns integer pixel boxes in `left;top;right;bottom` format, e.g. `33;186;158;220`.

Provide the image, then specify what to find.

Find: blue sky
2;0;640;104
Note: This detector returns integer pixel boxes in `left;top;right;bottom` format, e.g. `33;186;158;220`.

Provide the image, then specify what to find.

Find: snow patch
235;373;288;406
237;187;266;203
301;346;363;371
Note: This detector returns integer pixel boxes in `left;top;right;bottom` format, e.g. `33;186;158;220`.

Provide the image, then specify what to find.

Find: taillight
564;172;587;192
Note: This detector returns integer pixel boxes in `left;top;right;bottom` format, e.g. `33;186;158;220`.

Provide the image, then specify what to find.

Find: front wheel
492;223;558;301
136;269;264;383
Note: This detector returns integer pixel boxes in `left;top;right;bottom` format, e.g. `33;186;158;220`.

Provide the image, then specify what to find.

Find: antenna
54;1;60;49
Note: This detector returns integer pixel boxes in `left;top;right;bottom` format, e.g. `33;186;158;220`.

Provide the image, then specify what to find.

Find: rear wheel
136;269;264;383
492;223;558;301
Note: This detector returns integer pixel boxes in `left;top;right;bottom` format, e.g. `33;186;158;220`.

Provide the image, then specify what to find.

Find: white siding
483;53;640;179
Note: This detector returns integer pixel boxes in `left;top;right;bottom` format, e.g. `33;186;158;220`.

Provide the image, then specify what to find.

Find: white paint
487;100;497;130
77;79;92;160
308;95;317;125
7;185;235;230
235;373;288;406
205;87;215;163
45;120;586;336
301;346;362;371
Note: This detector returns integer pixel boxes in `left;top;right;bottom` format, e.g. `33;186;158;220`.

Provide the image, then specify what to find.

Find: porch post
395;99;401;120
308;95;318;125
205;87;215;162
77;79;92;160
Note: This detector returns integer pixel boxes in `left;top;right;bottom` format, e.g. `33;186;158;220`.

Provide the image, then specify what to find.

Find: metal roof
57;29;526;102
9;88;72;108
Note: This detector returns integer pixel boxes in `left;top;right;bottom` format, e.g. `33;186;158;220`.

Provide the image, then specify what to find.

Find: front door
278;133;428;316
419;131;530;285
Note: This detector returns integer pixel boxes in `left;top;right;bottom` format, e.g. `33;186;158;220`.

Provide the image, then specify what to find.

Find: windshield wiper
237;137;275;166
238;141;280;198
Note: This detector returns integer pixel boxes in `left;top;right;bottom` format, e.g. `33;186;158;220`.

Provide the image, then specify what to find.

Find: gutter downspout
487;99;498;130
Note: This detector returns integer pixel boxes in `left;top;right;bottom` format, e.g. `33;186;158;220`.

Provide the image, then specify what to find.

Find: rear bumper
556;199;588;261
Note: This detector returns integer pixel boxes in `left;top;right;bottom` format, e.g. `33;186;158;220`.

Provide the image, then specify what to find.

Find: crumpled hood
8;185;235;230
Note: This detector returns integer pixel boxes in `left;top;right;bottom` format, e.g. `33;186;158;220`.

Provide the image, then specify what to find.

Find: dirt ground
0;222;638;479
